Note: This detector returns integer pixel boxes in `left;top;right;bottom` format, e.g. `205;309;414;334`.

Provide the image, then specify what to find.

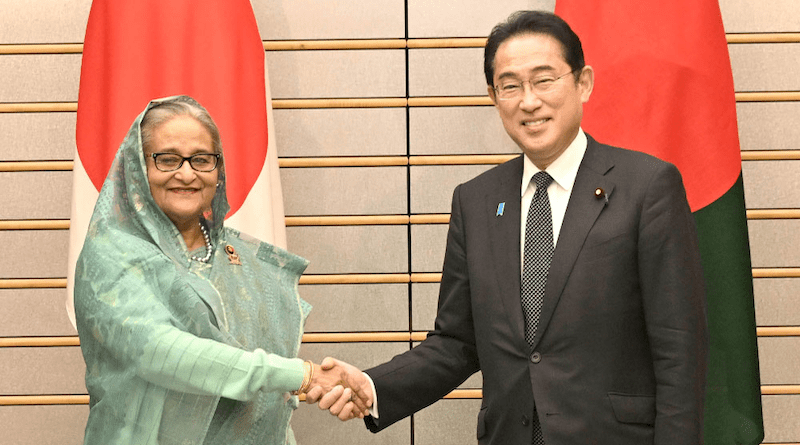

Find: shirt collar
521;128;587;195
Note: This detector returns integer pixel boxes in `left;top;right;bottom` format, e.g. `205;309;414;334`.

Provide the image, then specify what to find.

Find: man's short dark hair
484;10;585;86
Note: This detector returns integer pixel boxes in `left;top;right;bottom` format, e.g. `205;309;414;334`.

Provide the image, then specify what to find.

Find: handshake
298;357;375;421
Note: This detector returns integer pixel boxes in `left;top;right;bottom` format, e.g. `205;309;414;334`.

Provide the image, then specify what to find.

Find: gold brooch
225;244;242;265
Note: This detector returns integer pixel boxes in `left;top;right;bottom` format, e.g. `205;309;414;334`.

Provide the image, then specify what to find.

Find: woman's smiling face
144;115;218;232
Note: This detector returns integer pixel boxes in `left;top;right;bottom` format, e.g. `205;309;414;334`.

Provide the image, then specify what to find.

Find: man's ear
578;65;594;103
487;85;499;106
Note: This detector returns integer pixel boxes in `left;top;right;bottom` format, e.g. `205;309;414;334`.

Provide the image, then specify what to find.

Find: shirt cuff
364;371;379;418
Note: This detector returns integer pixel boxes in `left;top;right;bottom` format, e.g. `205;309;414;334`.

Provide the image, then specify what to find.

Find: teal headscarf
75;96;310;445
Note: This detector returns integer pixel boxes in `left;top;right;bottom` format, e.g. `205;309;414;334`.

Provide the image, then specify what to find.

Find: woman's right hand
303;357;373;419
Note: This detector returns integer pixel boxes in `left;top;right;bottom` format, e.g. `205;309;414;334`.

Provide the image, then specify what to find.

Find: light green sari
75;96;310;444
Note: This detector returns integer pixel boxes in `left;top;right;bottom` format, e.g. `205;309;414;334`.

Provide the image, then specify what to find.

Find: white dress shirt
520;129;587;270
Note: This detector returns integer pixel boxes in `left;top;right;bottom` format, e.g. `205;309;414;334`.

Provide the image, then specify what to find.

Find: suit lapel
532;137;616;349
486;156;528;348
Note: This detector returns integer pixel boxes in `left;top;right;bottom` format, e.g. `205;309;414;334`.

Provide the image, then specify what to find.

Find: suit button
530;352;542;363
522;415;530;426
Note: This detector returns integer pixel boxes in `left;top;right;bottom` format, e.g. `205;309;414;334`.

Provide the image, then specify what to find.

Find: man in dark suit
309;10;707;445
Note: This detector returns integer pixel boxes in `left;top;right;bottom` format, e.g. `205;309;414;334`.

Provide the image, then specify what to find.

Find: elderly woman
75;96;368;445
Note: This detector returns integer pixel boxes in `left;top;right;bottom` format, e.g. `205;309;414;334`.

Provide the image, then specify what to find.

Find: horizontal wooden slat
753;268;800;278
407;38;487;48
0;333;430;348
4;150;800;172
0;44;84;54
407;96;492;107
5;210;800;231
0;161;73;172
0;278;67;289
726;33;800;44
279;156;408;168
272;98;408;109
299;274;410;285
0;337;80;347
410;154;517;165
285;215;410;226
747;209;800;220
0;395;88;406
757;327;800;337
761;385;800;395
3;384;799;407
736;92;800;102
0;220;69;230
410;273;443;283
741;150;800;161
2;268;800;290
0;103;76;113
1;33;797;55
6;326;797;349
303;332;428;343
2;92;798;114
410;214;450;224
264;39;405;51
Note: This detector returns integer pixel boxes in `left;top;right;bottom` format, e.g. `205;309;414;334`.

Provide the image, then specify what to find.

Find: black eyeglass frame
149;153;221;172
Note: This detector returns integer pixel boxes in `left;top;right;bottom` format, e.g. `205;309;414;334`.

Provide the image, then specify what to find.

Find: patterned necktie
522;172;553;445
521;171;554;346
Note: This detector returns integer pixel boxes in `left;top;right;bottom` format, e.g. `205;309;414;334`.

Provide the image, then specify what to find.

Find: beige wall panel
409;48;485;97
411;224;448;273
729;44;800;92
719;0;800;33
267;50;405;99
286;226;407;274
0;231;68;279
0;289;75;336
299;342;408;375
0;55;81;102
412;283;439;331
410;107;519;155
758;337;800;384
414;399;482;445
737;102;800;151
0;0;90;44
0;406;88;445
0;172;71;219
742;161;800;209
254;0;405;40
408;0;555;38
411;165;494;214
281;167;406;216
748;220;800;267
300;283;409;332
0;113;76;161
275;108;406;157
753;278;800;326
293;406;410;445
762;395;800;442
0;346;85;394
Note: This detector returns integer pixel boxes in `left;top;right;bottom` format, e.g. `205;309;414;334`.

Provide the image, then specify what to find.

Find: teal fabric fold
75;96;310;445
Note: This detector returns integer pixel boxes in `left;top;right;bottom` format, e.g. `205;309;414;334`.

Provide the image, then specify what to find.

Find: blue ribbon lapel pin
496;202;505;217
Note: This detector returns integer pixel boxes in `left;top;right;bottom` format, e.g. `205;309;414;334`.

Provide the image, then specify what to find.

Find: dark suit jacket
365;135;708;445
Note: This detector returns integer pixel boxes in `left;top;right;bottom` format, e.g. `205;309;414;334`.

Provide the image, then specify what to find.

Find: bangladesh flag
555;1;764;443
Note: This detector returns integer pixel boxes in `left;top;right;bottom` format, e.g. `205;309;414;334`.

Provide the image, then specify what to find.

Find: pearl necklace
190;221;213;263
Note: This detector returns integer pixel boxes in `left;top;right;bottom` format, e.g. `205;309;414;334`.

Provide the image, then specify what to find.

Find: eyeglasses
149;153;221;172
493;68;580;100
